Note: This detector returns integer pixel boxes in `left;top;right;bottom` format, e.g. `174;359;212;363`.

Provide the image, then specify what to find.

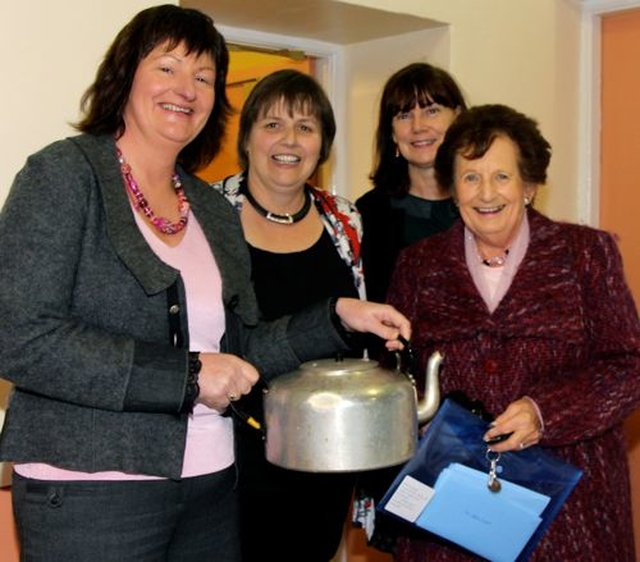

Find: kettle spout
416;351;443;423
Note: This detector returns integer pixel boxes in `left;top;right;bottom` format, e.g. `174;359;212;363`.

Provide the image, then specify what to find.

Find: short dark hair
73;4;232;174
370;62;468;196
236;69;336;170
434;104;552;193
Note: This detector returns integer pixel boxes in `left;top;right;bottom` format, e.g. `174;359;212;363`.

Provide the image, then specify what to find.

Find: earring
395;145;400;158
524;196;531;206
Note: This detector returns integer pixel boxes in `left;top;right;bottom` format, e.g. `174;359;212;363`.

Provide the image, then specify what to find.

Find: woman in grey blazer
0;6;409;562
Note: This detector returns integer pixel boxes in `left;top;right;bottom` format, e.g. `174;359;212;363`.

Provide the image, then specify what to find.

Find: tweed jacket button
47;491;63;508
169;304;180;315
483;358;499;374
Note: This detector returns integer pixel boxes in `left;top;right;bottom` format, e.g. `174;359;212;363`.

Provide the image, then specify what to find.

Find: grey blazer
0;134;347;479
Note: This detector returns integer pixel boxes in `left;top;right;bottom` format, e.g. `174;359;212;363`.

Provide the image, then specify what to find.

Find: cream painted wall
0;0;585;220
0;0;169;202
342;26;453;198
342;0;582;221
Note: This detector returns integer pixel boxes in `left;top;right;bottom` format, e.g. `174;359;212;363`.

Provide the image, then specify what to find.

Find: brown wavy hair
73;4;232;174
236;69;336;171
370;62;468;196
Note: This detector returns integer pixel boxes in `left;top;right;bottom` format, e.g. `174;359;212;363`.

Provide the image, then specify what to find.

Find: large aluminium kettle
263;350;443;472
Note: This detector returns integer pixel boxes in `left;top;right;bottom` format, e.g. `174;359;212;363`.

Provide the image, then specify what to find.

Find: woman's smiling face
392;102;460;170
454;134;536;254
123;41;216;150
245;99;322;194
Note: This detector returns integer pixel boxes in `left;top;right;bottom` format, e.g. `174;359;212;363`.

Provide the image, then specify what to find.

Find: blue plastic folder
378;399;583;561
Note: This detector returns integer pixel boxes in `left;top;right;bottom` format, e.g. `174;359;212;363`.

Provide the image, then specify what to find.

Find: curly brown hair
434;104;552;193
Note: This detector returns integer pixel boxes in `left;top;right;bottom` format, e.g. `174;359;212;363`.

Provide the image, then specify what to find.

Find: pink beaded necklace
117;147;189;235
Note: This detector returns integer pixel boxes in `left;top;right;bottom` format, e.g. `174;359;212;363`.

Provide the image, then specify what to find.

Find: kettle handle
395;335;418;384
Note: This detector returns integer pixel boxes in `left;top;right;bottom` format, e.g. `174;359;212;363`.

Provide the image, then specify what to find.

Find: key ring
486;449;502;493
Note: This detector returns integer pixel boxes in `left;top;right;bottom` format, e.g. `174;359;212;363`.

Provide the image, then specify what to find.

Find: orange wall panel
0;488;19;562
601;9;640;560
601;10;640;309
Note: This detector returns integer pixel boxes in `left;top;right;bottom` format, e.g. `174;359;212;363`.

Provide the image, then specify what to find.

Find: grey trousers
11;467;239;562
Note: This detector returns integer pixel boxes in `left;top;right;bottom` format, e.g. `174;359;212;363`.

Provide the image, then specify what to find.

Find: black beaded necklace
243;183;313;225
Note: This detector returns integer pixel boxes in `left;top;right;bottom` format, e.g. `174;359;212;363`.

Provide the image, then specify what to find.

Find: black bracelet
181;352;201;414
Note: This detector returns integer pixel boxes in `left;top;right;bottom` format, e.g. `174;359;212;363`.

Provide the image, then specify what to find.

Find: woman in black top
213;69;366;562
357;62;468;308
354;62;467;554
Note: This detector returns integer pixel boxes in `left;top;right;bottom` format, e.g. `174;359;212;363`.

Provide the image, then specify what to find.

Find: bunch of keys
486;449;502;493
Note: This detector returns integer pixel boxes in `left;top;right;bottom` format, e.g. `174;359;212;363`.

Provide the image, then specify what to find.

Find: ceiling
183;0;443;45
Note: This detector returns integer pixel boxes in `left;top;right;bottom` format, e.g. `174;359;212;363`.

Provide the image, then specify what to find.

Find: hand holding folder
378;399;583;562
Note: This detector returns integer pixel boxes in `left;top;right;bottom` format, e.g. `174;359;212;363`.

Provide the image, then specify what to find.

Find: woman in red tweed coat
388;104;640;561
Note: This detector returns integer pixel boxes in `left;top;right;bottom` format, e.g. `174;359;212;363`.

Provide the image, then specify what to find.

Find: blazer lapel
70;135;178;295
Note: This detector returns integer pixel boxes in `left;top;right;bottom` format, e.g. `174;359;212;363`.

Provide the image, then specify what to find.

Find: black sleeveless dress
236;228;359;562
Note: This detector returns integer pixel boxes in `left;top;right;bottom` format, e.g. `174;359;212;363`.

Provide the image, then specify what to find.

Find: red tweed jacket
388;209;640;561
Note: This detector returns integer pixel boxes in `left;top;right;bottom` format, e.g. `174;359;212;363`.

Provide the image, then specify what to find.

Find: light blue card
416;463;550;562
440;463;550;516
